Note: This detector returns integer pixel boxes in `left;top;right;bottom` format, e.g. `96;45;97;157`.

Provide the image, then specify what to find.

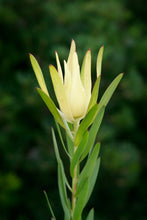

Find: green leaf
43;190;56;220
37;88;65;128
81;107;105;161
58;160;71;219
51;128;72;192
29;53;49;96
86;208;94;220
70;131;89;177
80;142;100;180
87;75;101;112
77;143;100;194
51;128;60;161
98;73;123;110
54;120;71;158
73;179;89;220
74;104;98;147
75;176;87;198
86;158;100;204
96;45;104;77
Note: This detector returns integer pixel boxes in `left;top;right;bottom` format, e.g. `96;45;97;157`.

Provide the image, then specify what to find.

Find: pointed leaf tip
29;54;49;96
96;45;104;77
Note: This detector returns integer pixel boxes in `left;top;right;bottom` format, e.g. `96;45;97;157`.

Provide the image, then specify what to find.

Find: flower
29;40;104;124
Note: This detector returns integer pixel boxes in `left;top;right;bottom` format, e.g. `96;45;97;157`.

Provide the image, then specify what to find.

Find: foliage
0;0;146;219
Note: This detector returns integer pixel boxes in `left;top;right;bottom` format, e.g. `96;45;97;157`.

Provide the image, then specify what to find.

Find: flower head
29;40;104;124
50;40;93;122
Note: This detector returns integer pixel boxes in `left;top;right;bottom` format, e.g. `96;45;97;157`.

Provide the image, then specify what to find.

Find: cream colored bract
52;40;91;122
29;40;104;123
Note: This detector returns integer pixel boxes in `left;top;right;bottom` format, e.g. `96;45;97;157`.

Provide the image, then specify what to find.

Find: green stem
71;161;78;218
71;120;80;219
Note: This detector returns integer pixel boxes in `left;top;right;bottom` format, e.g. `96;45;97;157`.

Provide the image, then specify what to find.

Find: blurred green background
0;0;147;219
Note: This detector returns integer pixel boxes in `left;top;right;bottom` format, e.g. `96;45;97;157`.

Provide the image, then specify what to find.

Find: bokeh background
0;0;147;219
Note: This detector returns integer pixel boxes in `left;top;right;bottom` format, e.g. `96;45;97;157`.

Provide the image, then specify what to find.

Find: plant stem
71;160;78;218
71;120;79;218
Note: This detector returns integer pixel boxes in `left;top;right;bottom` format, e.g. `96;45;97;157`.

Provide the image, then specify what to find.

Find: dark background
0;0;147;219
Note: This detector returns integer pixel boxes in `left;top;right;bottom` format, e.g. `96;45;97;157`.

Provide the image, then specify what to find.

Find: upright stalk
71;156;78;217
71;120;79;219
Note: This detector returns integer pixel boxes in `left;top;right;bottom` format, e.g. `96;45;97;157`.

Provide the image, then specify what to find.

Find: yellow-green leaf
96;45;104;77
87;75;101;112
37;88;65;128
29;54;49;96
98;73;124;110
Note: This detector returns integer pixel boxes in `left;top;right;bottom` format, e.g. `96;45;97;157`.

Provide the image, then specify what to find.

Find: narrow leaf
43;190;56;220
86;209;94;220
70;131;89;177
87;75;101;112
80;142;100;180
96;45;104;77
73;179;89;220
98;73;123;110
54;120;71;158
58;160;71;219
37;88;65;128
52;128;72;192
74;104;98;147
29;54;49;96
86;158;101;204
81;107;104;161
75;176;88;198
80;50;92;98
51;128;60;161
77;143;100;194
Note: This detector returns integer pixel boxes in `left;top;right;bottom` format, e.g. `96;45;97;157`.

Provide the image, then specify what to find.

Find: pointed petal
80;49;92;107
72;51;81;80
55;51;63;84
49;65;74;122
96;45;104;77
64;60;72;101
70;52;87;118
29;54;49;96
67;39;76;74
